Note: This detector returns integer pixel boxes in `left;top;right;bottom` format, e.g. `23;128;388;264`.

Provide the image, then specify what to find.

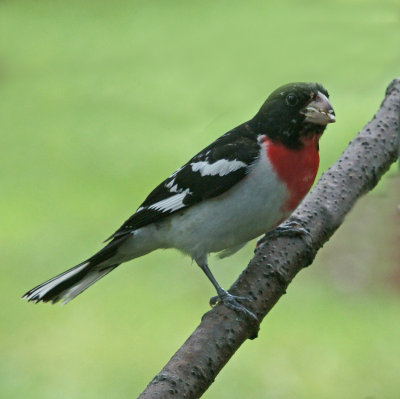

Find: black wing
107;124;260;240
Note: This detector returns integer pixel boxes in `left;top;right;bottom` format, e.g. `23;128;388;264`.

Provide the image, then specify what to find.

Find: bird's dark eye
285;93;298;107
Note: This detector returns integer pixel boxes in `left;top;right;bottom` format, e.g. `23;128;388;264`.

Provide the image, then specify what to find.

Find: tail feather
57;264;118;304
23;261;90;303
23;262;119;304
23;236;129;304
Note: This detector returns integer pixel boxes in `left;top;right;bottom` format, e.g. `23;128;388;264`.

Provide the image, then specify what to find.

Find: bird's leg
257;219;312;249
197;262;258;322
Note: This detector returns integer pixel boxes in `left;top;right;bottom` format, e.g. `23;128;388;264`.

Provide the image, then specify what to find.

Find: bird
23;82;335;318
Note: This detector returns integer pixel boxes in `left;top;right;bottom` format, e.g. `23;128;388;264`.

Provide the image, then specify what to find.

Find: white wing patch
190;159;246;177
165;166;186;194
136;157;248;217
165;180;179;193
148;189;191;213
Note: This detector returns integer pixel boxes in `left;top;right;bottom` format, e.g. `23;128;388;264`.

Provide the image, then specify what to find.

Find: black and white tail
22;261;119;304
23;236;128;304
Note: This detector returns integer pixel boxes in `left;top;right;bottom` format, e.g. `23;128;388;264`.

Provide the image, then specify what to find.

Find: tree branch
139;79;400;399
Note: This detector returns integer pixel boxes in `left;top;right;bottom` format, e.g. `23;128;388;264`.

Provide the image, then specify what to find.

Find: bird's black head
251;82;335;149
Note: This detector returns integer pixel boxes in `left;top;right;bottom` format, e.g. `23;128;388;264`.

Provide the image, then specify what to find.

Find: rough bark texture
139;79;400;399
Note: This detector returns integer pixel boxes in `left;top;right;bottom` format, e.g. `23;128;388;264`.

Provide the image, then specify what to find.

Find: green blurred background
1;0;400;398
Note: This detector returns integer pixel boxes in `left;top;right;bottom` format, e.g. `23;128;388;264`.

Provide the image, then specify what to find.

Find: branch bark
139;79;400;399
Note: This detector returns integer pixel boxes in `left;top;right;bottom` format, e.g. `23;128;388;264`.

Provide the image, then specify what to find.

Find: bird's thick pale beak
300;91;336;125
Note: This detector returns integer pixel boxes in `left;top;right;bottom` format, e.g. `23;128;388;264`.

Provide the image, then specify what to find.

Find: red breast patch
265;137;320;212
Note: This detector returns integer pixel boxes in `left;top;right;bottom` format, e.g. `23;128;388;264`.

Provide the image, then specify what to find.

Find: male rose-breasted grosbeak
23;82;335;317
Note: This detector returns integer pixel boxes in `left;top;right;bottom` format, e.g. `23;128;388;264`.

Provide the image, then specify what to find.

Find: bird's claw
209;290;258;322
257;220;312;248
209;292;250;307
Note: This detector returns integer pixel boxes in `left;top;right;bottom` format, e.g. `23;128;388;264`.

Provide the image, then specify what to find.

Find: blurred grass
1;0;400;398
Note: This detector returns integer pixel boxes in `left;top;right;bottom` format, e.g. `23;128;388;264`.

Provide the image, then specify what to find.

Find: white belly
154;147;288;260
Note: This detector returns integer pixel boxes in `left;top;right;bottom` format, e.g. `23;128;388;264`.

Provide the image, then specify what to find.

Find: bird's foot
210;290;258;322
257;220;312;249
